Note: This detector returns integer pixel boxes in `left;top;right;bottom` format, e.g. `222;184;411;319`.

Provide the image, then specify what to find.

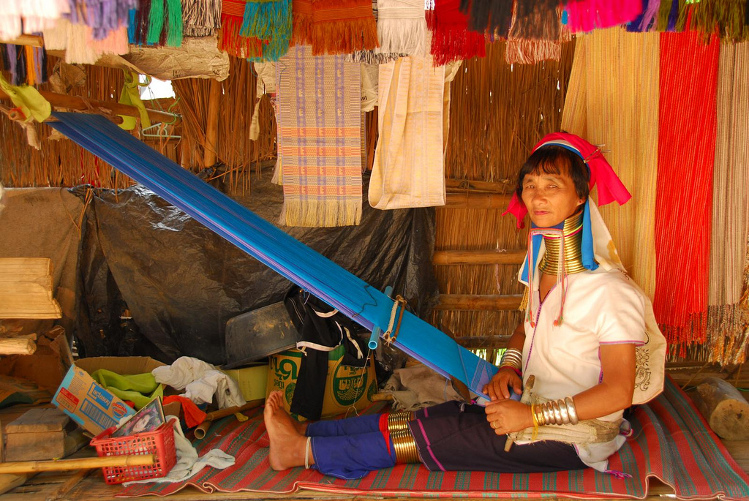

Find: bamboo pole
0;455;155;474
442;193;512;209
203;79;221;168
0;35;43;47
0;89;178;124
432;250;525;266
434;294;523;311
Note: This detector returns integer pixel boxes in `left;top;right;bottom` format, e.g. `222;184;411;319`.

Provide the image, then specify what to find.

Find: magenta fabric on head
502;132;632;228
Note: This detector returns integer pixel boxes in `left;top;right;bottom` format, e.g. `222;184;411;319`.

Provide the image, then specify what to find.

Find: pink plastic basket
90;421;176;484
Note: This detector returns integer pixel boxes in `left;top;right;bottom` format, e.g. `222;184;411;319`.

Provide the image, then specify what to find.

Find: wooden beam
434;294;523;311
454;335;512;349
0;35;43;47
443;193;512;209
203;79;221;168
445;178;512;193
0;89;178;124
433;250;525;266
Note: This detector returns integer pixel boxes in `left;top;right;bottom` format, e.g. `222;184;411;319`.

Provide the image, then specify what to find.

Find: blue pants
306;414;396;479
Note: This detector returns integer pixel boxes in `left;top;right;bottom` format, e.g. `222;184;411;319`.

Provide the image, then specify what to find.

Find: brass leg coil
387;411;420;464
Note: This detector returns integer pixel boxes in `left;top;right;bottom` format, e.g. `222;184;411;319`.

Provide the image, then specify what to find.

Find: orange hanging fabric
654;27;720;355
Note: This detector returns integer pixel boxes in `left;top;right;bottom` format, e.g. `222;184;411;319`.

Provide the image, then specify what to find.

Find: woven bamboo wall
433;41;576;359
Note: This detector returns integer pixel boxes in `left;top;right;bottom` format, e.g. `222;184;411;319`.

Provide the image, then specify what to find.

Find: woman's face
521;168;585;228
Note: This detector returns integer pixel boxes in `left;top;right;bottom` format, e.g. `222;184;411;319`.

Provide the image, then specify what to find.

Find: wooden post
203;79;222;168
692;377;749;440
442;193;512;209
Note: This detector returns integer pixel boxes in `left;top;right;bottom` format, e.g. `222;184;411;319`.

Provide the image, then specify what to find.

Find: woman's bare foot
264;391;312;470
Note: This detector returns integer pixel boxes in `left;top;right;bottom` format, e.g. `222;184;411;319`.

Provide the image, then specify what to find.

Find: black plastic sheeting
72;171;439;368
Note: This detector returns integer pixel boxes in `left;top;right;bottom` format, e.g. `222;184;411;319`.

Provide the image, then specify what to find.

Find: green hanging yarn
147;0;165;44
166;0;183;46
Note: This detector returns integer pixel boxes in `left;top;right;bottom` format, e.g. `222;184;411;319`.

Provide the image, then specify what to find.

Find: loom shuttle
368;286;393;350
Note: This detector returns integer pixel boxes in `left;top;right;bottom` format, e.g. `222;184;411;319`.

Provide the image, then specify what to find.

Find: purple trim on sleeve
416;418;445;471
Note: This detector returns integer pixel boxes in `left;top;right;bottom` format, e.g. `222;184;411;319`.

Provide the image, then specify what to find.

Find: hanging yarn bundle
183;0;222;37
219;0;264;58
461;0;512;38
705;41;749;365
291;0;378;56
506;0;569;65
240;0;292;61
0;0;69;40
429;0;485;65
656;0;680;32
687;0;749;42
377;0;428;56
563;0;644;33
626;0;661;32
654;28;720;356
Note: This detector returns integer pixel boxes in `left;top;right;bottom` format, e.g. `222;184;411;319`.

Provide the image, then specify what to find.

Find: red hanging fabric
429;0;485;65
654;26;720;355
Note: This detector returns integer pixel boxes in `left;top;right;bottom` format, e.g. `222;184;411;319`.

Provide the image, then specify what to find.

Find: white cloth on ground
123;416;235;485
383;365;464;411
152;356;246;409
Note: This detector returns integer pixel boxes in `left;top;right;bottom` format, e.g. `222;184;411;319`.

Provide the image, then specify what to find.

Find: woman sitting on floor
263;133;666;479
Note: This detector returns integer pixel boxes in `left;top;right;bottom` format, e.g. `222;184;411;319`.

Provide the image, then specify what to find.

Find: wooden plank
442;193;512;210
0;35;44;47
0;89;178;124
0;258;52;275
434;294;523;311
0;335;37;355
6;408;68;433
433;250;525;266
445;178;512;193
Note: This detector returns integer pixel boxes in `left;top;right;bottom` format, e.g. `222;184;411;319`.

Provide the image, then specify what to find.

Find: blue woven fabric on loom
48;112;497;398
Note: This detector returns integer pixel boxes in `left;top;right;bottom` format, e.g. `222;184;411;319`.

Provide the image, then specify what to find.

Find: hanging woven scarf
146;0;184;46
0;0;69;39
654;28;720;355
506;1;569;65
563;0;644;33
656;0;681;32
346;1;406;65
291;0;378;55
627;0;661;32
429;0;485;65
276;45;363;227
240;0;292;61
561;30;660;300
219;0;264;58
370;55;446;210
377;0;428;56
183;0;222;36
705;41;749;365
462;0;512;37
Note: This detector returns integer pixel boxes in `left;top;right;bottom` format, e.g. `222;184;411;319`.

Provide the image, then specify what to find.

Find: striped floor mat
118;377;749;499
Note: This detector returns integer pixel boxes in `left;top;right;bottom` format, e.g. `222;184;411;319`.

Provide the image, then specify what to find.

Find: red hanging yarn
654;26;720;355
429;0;486;65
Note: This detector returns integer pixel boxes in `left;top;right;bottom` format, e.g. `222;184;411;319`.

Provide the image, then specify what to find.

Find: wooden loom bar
203;79;221;168
442;193;512;209
0;89;178;124
433;250;525;266
434;294;523;311
0;35;43;47
445;178;512;193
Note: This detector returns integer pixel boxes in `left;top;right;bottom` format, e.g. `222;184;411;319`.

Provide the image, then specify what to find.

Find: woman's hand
484;400;533;435
483;368;523;401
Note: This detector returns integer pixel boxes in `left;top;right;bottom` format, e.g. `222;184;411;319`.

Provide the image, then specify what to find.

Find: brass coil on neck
538;211;587;275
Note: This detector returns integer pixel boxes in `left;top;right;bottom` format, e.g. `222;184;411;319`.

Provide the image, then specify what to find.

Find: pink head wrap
503;133;632;228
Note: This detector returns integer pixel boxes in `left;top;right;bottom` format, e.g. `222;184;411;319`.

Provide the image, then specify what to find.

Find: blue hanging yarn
241;0;291;62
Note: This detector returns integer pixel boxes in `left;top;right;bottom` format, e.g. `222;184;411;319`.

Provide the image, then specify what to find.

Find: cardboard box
52;356;165;435
266;345;377;420
222;364;268;402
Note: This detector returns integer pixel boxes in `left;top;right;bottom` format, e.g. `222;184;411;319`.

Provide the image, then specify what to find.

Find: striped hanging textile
369;56;445;210
706;41;749;365
561;30;660;301
276;45;363;227
291;0;378;55
219;0;264;58
429;0;485;65
240;0;292;61
655;28;720;356
376;0;428;56
183;0;222;36
563;0;644;33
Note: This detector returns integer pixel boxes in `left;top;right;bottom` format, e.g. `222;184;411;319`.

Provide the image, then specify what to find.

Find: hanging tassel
147;0;166;45
627;0;661;32
564;0;644;33
24;46;35;85
511;0;559;41
183;0;222;37
465;0;512;37
15;45;27;86
166;0;183;46
241;0;292;61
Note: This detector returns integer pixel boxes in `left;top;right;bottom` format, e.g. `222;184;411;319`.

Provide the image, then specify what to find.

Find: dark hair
515;145;590;201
